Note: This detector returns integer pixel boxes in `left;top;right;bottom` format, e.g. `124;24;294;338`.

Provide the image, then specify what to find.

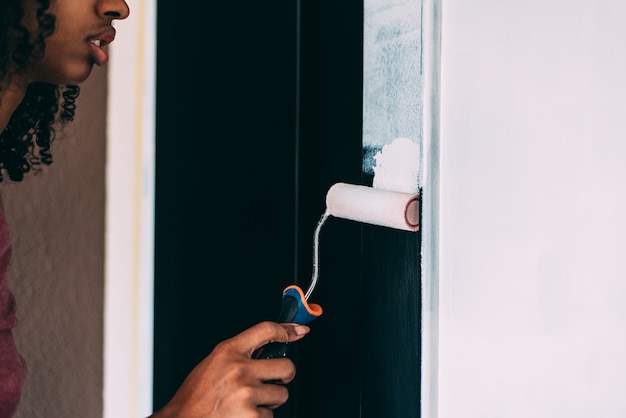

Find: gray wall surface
4;66;107;418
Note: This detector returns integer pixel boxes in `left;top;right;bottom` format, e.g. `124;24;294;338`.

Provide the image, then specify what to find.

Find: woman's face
25;0;130;84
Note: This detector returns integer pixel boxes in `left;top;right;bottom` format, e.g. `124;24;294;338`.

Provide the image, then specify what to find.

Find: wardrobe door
154;0;299;411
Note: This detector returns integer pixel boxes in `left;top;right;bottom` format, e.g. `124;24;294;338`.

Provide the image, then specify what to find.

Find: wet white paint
372;137;421;194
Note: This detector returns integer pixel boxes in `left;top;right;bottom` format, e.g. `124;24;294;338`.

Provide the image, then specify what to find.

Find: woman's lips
88;29;116;66
89;40;109;66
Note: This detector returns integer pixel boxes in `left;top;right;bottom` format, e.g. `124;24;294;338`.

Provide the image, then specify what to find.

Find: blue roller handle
253;285;322;359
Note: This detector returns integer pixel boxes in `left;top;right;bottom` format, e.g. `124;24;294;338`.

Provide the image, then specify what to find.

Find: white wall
438;1;626;417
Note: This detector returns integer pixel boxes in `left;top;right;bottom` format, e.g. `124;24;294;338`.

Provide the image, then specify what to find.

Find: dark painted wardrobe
154;1;421;417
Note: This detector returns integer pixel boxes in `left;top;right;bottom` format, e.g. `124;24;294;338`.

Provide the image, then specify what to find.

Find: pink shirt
0;210;26;417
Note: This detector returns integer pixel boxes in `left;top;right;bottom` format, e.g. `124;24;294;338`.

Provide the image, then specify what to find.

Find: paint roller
253;182;420;359
325;182;420;232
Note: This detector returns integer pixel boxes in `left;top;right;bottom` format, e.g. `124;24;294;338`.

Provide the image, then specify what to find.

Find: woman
0;0;309;416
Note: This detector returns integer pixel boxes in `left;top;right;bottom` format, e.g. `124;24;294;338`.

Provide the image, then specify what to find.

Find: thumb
228;321;310;355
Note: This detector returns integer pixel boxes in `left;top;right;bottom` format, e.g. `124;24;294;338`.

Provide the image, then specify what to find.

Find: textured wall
3;67;107;418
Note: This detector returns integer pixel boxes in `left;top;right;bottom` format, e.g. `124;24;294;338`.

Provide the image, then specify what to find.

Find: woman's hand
149;321;310;418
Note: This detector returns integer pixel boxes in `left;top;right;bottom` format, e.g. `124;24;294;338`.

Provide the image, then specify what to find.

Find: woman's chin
62;66;94;85
30;64;94;86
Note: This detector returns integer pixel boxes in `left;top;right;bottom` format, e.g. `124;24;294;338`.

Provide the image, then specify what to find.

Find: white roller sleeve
325;182;420;232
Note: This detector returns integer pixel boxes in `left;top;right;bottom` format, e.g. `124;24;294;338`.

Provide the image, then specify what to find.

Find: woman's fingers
224;321;310;355
148;322;310;417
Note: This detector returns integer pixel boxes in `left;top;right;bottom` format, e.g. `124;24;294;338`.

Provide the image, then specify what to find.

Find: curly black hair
0;0;80;182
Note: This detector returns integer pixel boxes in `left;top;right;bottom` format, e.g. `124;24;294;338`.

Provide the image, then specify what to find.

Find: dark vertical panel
295;0;422;413
154;0;299;411
360;203;422;417
291;1;364;418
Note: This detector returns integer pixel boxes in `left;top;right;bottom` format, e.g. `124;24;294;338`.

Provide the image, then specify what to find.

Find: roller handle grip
252;285;322;359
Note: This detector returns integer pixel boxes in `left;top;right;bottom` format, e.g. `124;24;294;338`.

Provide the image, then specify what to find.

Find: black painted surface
360;222;422;417
155;1;420;417
289;1;364;417
154;0;300;411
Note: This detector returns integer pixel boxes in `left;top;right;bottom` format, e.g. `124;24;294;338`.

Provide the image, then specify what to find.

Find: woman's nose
97;0;130;20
